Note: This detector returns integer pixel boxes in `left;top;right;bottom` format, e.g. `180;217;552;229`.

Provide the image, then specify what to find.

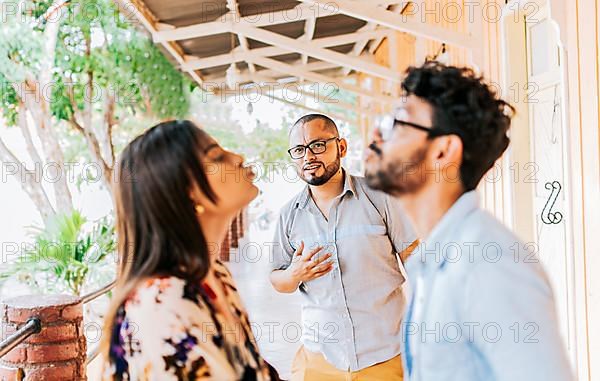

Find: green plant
0;210;116;296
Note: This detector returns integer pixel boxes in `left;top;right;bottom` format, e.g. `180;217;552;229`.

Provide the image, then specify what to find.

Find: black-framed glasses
287;137;340;159
379;108;434;141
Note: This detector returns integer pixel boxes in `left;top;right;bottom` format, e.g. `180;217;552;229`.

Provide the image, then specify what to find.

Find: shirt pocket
335;224;387;239
338;224;393;259
365;224;387;235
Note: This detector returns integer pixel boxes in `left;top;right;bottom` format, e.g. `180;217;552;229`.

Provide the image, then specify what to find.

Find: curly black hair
401;62;515;191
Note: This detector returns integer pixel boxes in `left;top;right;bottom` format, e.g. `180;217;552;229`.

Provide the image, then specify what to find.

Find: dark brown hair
101;119;217;356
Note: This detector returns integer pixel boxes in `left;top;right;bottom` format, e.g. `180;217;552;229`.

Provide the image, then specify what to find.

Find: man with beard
364;62;572;381
270;114;417;380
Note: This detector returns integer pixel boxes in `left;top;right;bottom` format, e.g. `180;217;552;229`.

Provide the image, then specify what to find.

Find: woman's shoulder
123;275;213;317
212;260;236;287
127;276;185;303
106;275;238;381
211;260;246;307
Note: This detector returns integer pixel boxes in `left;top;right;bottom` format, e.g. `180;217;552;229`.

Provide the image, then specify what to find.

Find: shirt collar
419;190;480;268
341;169;357;199
296;168;357;210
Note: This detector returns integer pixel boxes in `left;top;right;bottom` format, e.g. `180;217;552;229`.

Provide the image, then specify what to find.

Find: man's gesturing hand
286;241;334;283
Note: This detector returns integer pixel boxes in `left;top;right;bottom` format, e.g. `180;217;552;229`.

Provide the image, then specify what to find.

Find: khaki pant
290;346;404;381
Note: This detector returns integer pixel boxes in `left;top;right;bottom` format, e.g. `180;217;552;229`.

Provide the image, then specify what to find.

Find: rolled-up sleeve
270;210;295;271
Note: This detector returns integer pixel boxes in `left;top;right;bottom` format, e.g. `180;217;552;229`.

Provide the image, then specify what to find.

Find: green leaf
0;210;116;296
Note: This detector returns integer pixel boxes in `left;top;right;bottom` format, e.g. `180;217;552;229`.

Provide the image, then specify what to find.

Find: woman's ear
188;181;200;205
189;180;210;210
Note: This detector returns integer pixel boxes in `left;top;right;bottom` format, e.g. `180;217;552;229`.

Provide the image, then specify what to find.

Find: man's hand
270;241;334;293
286;241;333;283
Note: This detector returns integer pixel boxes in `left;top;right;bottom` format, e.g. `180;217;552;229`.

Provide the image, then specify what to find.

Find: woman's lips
244;167;256;180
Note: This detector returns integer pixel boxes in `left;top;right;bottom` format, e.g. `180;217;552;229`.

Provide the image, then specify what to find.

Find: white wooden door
525;12;573;357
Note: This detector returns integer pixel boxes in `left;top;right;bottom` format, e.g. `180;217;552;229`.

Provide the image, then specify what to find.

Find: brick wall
0;295;86;381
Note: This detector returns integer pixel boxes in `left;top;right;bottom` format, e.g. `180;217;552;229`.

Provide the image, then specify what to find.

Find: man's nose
367;141;382;157
304;148;317;161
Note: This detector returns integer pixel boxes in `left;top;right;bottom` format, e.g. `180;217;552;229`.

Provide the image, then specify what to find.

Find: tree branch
39;0;68;87
104;93;116;167
65;59;113;190
83;32;93;132
18;79;74;213
64;75;85;127
17;102;44;166
67;115;84;133
11;0;76;214
68;115;112;190
79;30;113;190
0;135;56;221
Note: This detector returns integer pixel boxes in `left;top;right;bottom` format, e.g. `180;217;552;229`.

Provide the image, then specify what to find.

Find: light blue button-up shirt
271;171;416;371
402;191;573;381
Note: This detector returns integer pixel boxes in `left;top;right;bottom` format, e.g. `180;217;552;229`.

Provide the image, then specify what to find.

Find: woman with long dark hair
101;120;277;380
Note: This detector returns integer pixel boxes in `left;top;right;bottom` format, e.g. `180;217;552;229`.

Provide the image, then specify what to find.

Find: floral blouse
102;260;276;381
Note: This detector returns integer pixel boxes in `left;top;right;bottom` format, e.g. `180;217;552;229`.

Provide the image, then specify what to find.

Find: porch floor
227;225;303;380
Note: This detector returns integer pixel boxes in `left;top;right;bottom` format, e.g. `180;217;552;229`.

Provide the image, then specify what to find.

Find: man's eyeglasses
287;137;339;159
379;109;434;141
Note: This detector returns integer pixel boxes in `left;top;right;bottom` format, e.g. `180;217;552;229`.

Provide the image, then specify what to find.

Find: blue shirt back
402;191;572;381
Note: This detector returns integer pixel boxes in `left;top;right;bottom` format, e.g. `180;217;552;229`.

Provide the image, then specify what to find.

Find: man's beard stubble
365;146;428;196
301;157;341;186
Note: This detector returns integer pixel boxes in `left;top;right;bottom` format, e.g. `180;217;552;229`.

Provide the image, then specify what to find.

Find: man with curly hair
365;62;572;381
